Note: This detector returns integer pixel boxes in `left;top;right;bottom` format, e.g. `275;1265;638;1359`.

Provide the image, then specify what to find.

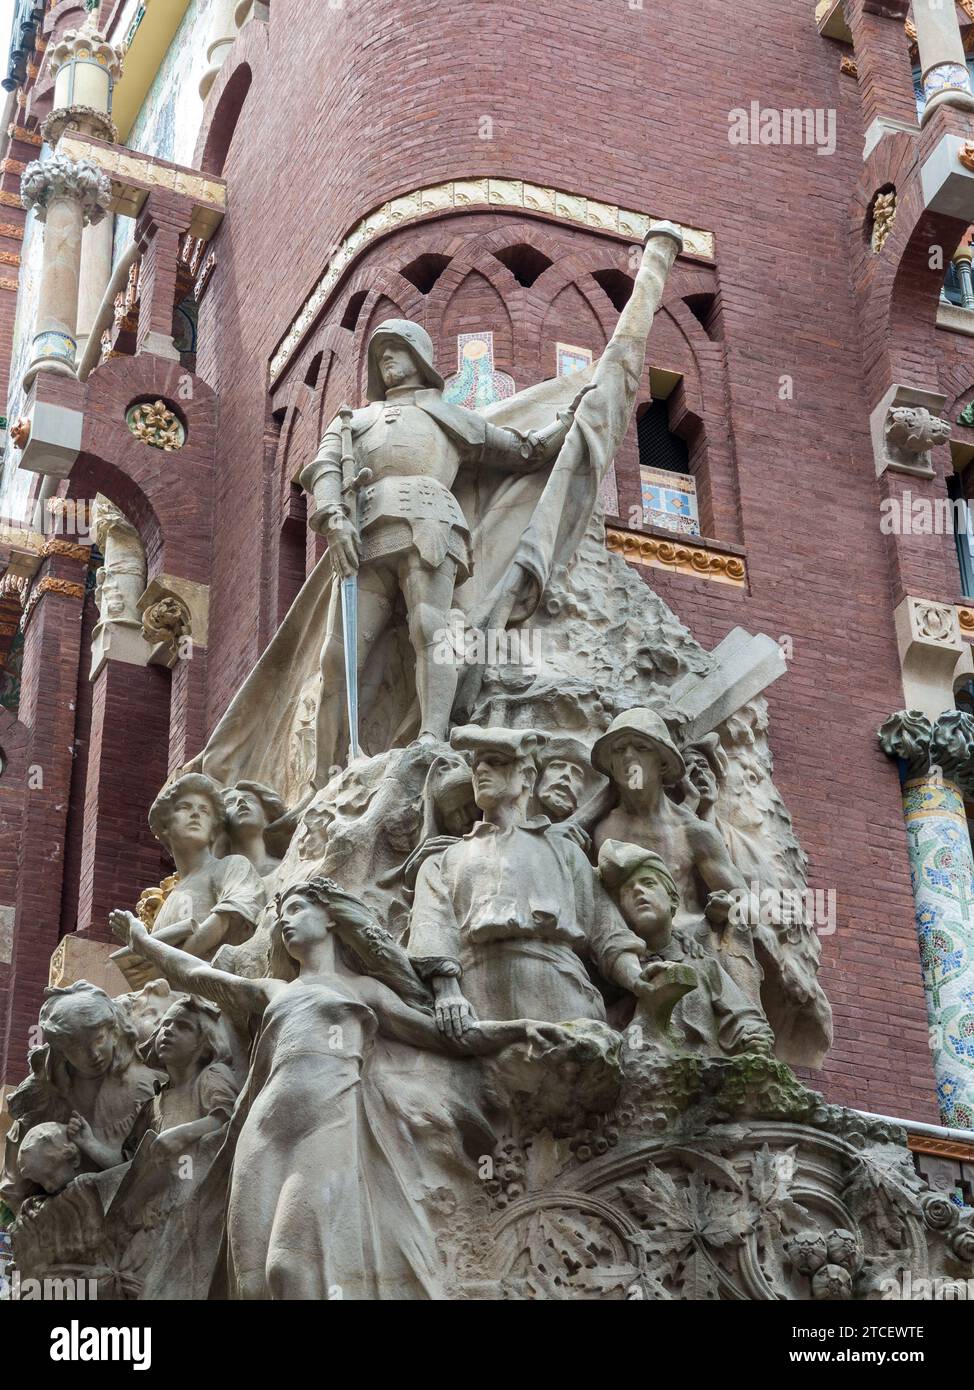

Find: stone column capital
41;107;118;147
21;154;112;226
92;495;139;552
49;25;124;84
879;707;974;788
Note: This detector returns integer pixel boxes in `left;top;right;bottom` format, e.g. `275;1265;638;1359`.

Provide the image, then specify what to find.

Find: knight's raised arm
479;383;595;470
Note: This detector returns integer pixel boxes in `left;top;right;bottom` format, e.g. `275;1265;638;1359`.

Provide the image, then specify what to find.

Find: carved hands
432;975;477;1040
109;908;148;951
316;508;359;580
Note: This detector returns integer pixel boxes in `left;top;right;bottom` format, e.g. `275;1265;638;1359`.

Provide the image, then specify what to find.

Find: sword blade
340;574;360;762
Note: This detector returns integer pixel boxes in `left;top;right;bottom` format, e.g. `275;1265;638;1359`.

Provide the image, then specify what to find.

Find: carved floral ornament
605;528;746;586
19;154;111;226
879;707;974;787
125;400;185;451
141;595;191;650
870;189;896;254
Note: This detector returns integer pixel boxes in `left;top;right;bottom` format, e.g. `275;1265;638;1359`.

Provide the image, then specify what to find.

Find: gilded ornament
126;400;185;451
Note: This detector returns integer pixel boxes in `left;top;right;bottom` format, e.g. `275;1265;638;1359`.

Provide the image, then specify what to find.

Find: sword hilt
340;466;373;501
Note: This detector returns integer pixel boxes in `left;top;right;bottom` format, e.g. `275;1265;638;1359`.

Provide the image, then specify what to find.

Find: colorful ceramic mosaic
127;0;207;167
923;61;973;100
640;464;700;536
903;776;974;1128
0;631;20;714
555;342;593;378
442;332;514;409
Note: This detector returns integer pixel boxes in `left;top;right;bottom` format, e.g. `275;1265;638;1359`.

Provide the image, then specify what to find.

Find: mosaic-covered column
879;709;974;1128
19;154;112;385
913;0;974;123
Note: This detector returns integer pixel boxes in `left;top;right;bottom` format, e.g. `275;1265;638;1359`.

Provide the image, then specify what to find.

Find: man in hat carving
598;839;773;1056
590;707;761;1004
407;725;649;1037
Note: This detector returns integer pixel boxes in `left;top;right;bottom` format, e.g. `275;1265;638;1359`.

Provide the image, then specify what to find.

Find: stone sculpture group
3;229;972;1300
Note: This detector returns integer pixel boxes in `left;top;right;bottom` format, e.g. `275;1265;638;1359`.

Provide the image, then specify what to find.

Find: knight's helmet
366;319;445;402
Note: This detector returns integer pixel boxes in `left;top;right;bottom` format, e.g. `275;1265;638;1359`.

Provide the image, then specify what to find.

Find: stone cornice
269;178;716;383
605;527;746;587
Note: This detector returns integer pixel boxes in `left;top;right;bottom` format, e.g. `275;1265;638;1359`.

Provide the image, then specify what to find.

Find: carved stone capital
893;595;971;720
91;495;138;554
20;155;112;226
878;707;974;788
49;25;124;83
138;574;209;667
41;106;117;148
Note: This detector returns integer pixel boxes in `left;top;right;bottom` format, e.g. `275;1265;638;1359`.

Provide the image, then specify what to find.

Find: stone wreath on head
139;994;234;1071
269;876;432;1012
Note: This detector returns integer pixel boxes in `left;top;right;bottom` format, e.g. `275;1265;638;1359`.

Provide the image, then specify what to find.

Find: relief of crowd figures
2;230;971;1300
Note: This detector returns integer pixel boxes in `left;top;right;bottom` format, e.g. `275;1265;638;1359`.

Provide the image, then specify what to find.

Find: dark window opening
341;290;367;331
304;351;323;389
684;292;720;338
949;473;974;597
592;268;634;313
493;244;552;288
399;254;451;294
637;400;690;474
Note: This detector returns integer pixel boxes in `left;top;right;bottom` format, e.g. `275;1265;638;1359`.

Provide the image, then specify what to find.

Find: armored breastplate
358;403;459;484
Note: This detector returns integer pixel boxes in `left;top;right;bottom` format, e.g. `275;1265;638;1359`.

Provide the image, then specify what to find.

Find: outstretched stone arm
109;910;276;1018
480;383;596;470
691;821;750;925
354;974;561;1057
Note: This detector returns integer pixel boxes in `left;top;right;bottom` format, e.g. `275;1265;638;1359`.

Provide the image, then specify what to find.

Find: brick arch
420;233;618;384
850;130;966;406
198;61;253;177
436;267;516;378
940;362;974;421
72;355;218;586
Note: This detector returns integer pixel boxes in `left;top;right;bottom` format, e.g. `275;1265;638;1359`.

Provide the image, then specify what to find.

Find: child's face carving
155;1004;202;1069
618;869;673;948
